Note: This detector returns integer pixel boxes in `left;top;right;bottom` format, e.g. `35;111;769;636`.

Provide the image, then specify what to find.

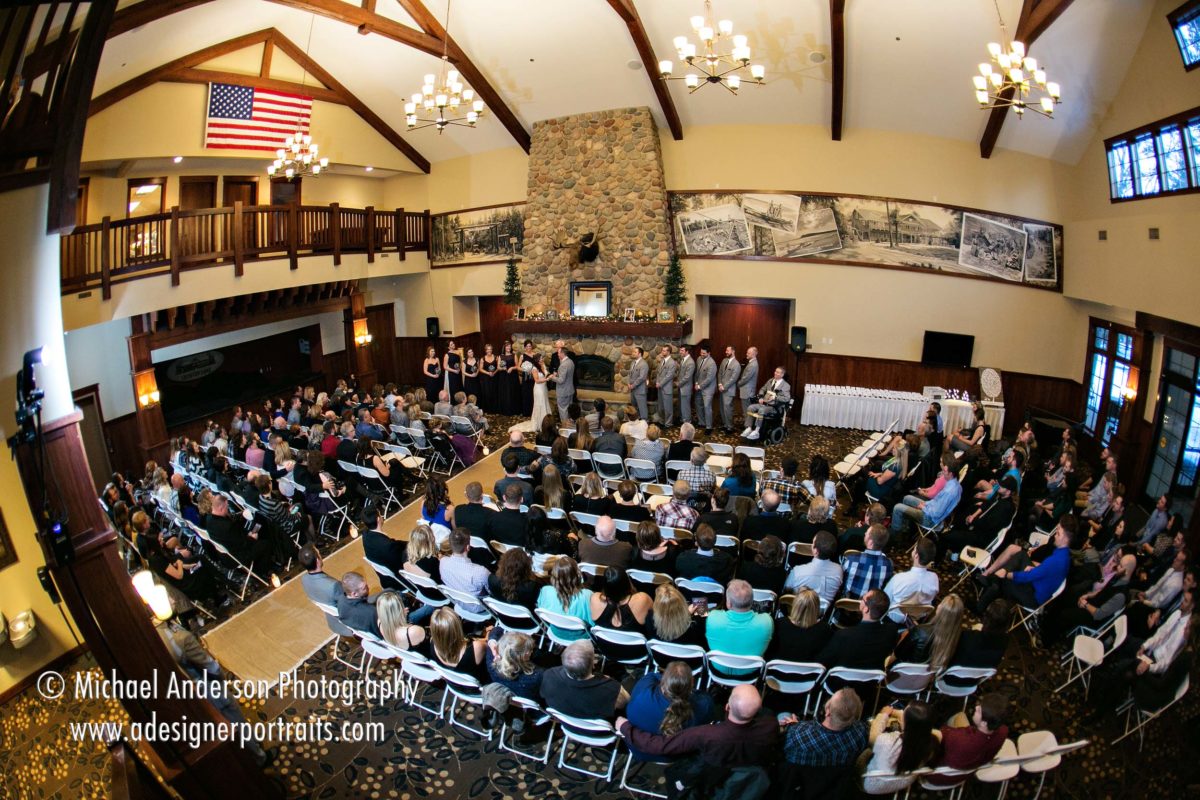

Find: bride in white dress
511;354;553;433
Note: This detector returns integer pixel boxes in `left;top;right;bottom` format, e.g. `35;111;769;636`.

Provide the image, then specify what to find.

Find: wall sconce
1122;384;1138;401
138;389;161;408
135;371;160;408
353;318;373;347
8;610;38;648
354;332;373;347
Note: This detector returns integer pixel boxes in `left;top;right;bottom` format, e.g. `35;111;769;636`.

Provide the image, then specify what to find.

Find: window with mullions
1083;321;1138;448
1169;0;1200;70
1105;106;1200;201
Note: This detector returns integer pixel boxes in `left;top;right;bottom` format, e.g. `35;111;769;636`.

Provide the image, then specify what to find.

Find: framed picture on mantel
623;308;636;323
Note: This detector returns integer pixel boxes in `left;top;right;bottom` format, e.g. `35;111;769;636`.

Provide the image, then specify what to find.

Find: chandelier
973;0;1061;118
658;0;765;93
404;0;485;133
267;15;328;178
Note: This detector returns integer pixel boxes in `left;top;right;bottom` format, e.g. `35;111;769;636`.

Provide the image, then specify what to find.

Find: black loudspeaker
790;326;808;354
426;317;440;338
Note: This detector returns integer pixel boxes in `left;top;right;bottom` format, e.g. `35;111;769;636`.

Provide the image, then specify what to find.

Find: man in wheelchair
742;366;793;443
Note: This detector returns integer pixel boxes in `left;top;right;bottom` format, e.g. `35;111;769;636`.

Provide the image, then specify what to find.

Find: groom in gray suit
738;347;759;428
655;345;677;427
717;346;742;434
629;346;649;422
552;340;575;424
694;345;717;434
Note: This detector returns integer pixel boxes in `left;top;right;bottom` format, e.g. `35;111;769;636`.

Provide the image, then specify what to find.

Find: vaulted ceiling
90;0;1158;168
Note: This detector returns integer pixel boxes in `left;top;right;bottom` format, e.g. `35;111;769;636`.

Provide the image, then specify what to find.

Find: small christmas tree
662;253;687;312
502;256;523;306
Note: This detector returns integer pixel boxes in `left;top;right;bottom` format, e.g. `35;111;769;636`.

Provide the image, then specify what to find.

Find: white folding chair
545;710;623;781
917;766;975;799
885;662;938;700
705;442;733;456
357;464;400;516
482;597;541;635
450;415;484;447
1114;674;1189;750
646;640;706;675
403;571;453;609
498;695;553;763
535;608;590;649
818;667;886;715
592;451;626;480
312;600;362;672
934;666;997;710
363;556;403;589
1016;730;1060;799
535;444;553;456
568;449;595;474
625;457;659;482
704;651;765;688
317;490;354;541
1056;615;1127;696
975;739;1028;800
664;460;689;481
659;526;692;544
948;525;1010;595
439;586;493;625
627;569;672;594
394;648;445;718
579;562;608;582
621;754;672;799
378;441;426;478
591;627;649;671
434;664;494;739
191;523;269;602
1009;578;1066;641
674;577;724;607
763;660;825;717
734;445;765;461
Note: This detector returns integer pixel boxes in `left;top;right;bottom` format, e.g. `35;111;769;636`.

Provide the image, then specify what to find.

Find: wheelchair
747;398;794;446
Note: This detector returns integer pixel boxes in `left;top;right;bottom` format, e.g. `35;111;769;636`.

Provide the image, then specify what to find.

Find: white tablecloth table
800;385;1005;434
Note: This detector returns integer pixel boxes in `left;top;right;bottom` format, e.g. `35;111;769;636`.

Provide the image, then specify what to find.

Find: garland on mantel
512;312;691;323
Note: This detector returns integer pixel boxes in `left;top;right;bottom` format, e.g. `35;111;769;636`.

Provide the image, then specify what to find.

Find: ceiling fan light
979;63;992;76
684;43;697;59
1040;97;1054;113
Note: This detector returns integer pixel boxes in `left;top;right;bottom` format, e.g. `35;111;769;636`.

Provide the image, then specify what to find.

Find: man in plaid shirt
655;480;700;530
841;524;895;599
676;447;715;496
781;688;869;767
761;456;806;507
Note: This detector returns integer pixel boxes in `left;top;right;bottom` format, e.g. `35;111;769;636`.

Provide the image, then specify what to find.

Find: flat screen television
921;330;975;368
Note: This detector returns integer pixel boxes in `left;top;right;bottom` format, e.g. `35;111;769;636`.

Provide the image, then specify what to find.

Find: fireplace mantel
501;318;693;339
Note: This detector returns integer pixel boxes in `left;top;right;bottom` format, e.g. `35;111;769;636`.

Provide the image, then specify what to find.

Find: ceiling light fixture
973;0;1061;118
405;0;485;133
658;0;765;94
268;14;329;178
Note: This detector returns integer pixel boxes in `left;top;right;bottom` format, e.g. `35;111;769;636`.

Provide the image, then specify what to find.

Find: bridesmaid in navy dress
479;344;499;412
498;341;521;415
443;341;463;398
422;346;441;402
463;348;481;400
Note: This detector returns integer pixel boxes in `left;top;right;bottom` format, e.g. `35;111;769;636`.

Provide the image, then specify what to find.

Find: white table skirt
800;385;1004;434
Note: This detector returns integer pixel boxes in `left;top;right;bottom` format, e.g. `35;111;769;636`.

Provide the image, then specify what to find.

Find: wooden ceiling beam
979;0;1076;158
260;39;274;79
829;0;846;141
605;0;683;141
265;0;443;56
392;0;531;152
163;68;346;106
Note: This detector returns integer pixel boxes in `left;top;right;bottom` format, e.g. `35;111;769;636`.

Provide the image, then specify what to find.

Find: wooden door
179;176;216;210
270;177;301;205
707;296;792;406
223;177;258;252
73;386;112;491
179;177;217;258
478;296;516;351
366;303;399;386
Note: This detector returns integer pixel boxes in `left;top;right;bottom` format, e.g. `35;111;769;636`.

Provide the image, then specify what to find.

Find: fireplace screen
574;354;615;391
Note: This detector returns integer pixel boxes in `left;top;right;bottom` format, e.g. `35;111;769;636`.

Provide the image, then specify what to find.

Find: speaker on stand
789;326;808;419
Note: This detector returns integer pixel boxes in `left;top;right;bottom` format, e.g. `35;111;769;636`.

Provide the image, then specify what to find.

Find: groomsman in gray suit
738;346;759;428
655;345;677;427
628;346;650;422
552;340;575;424
677;345;695;426
717;346;742;434
694;345;717;434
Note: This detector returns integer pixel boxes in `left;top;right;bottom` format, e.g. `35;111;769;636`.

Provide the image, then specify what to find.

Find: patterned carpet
1;416;1195;799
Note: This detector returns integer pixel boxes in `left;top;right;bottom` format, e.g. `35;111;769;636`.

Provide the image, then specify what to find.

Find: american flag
204;82;313;151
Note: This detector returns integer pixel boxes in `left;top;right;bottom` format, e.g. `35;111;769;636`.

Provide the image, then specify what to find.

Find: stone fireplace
574;353;615;391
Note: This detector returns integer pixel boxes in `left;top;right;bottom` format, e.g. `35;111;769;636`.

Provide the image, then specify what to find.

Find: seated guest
429;607;489;683
1086;493;1125;552
502;431;540;471
541;640;629;721
780;688;869;769
333;571;380;637
862;435;911;509
576;472;613;516
891;455;962;539
583;397;608;431
534;463;572;515
630;424;666;481
762;456;806;508
357;435;410;494
590;566;653;634
593;416;628;459
623;662;716;760
721;452;757;498
656;480;700;531
618;685;777;768
1134;494;1171;548
977;516;1074;614
939;475;1017;565
951;598;1012;670
631;521;679;575
1030;451;1076;531
439;528;490;614
705;579;773;657
946;405;987;453
861;701;939;796
533;414;559;448
929;694;1009;785
789;497;837;545
568;416;595;452
1081;470;1117;521
433;390;453;418
537;556;594;640
376;590;426;652
419;477;455;537
206;494;276;576
494;452;535;507
842;525;895;600
648;583;707;646
534;438;575;487
801;455;838;518
485;630;544;700
784;531;844;608
611;480;653;523
1041;553;1135;646
1126;551;1191;638
666;423;701;464
882;538;940;624
483;483;531;548
579;515;634;569
677;446;716;496
487;548;544;610
817;590;898;670
454;481;496;539
148;532;219;605
742;490;792;541
620;405;648;441
695;486;739;538
300;545;342;628
676;524;734;584
451;391;487;433
738;535;787;593
840;503;887;554
895;594;965;669
403;525;441;582
360;505;406;590
770;588;833;662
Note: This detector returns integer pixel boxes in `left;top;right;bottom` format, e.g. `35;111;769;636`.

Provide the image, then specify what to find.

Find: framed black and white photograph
430;201;526;269
772;206;843;257
516;307;526;320
742;193;801;233
958;213;1027;281
675;203;752;255
1022;222;1058;286
623;307;636;322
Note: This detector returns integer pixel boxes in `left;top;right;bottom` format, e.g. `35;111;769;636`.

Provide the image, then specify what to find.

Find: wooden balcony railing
60;202;431;298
